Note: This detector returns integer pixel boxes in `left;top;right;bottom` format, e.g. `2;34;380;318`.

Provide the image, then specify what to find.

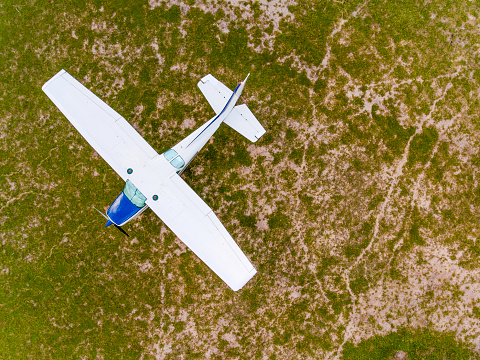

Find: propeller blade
93;207;109;220
114;224;129;237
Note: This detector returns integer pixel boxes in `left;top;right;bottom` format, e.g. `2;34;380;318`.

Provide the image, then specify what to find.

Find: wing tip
42;69;67;93
229;268;257;292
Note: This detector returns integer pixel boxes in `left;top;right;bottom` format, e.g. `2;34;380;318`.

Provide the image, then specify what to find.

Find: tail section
197;74;266;142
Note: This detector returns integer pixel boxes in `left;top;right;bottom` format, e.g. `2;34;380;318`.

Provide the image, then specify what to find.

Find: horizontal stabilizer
224;104;266;142
197;74;233;114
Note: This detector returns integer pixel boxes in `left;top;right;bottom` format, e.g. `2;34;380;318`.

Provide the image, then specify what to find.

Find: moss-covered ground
2;0;480;358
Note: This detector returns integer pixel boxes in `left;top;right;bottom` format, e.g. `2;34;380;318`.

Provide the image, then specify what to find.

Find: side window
163;149;178;161
171;156;185;169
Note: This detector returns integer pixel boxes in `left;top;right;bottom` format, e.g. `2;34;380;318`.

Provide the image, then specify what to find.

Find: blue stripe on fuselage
187;83;241;148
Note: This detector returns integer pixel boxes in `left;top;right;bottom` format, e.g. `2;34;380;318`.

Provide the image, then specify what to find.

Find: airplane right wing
146;173;256;291
197;74;233;114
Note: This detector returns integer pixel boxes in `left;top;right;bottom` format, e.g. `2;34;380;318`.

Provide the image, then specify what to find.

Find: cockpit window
171;156;185;169
163;149;178;161
163;148;185;169
123;180;147;208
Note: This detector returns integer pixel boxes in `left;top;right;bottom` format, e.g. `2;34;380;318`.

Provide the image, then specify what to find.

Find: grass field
2;0;480;358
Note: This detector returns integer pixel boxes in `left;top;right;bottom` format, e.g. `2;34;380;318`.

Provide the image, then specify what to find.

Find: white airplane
42;70;265;291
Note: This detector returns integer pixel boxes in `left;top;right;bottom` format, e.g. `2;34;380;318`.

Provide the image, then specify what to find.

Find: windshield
123;180;147;208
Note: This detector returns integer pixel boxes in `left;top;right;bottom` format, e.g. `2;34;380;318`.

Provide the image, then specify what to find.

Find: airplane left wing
145;173;257;291
42;70;158;180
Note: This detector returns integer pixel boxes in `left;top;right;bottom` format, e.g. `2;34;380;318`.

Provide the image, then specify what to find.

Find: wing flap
115;116;158;159
170;175;211;215
197;74;233;114
146;174;256;291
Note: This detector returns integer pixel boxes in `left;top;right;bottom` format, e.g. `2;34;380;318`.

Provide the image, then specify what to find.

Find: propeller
94;207;129;237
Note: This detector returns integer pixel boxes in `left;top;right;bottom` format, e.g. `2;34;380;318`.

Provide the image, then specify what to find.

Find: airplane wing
42;70;158;180
197;74;233;114
145;174;257;291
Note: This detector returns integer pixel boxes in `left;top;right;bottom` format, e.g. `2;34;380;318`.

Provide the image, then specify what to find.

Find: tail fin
197;74;266;142
224;104;266;142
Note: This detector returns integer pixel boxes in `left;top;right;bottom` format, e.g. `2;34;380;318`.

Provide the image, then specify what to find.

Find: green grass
2;0;480;358
342;327;480;360
408;127;439;167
